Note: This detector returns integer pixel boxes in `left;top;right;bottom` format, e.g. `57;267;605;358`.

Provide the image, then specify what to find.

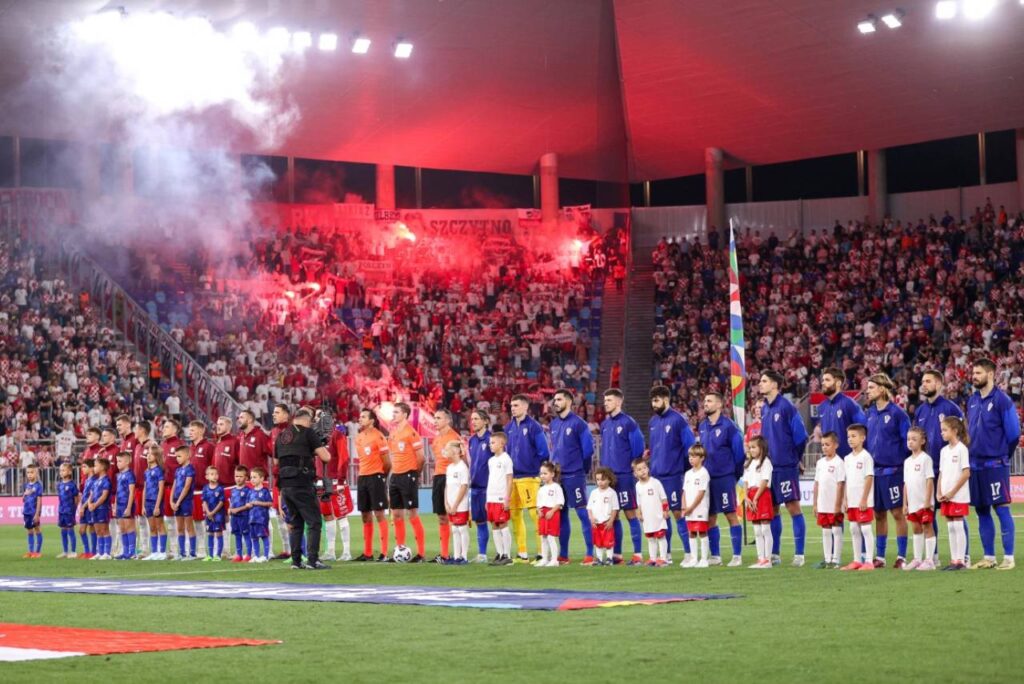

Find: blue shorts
969;466;1012;507
709;474;738;515
653;473;683;511
143;499;160;518
80;509;92;525
59;511;76;528
231;517;250;536
771;466;800;504
614;472;637;511
470;487;488;524
873;469;904;512
173;496;192;517
249;523;269;538
92;507;110;523
23;514;37;530
206;515;226;533
115;500;134;519
560;474;587;509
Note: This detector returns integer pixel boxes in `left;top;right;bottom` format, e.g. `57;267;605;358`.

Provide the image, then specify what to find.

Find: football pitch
1;511;1022;683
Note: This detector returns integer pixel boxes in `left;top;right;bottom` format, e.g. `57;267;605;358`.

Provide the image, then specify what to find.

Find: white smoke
31;9;304;259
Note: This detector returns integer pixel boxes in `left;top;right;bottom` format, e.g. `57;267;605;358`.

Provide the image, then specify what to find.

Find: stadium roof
1;0;1023;183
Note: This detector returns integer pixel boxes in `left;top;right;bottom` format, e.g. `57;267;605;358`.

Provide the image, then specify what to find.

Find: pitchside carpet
0;512;1021;683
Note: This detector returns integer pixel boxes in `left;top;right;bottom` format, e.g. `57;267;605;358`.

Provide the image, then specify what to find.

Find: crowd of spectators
109;215;629;432
0;232;173;476
653;200;1024;425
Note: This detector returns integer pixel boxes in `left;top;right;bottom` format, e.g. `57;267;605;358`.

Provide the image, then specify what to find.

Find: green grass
0;510;1022;683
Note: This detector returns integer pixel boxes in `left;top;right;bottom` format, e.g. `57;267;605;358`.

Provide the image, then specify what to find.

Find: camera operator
274;406;332;570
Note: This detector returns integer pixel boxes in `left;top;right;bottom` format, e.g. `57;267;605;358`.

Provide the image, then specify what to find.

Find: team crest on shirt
647;488;654;495
856;462;863;469
566;428;572;435
939;414;945;421
837;409;843;417
363;446;371;455
828;466;834;473
715;429;721;437
915;464;921;471
398;442;406;450
988;402;993;411
616;426;623;434
523;428;528;435
884;416;891;424
665;425;671;433
774;414;780;422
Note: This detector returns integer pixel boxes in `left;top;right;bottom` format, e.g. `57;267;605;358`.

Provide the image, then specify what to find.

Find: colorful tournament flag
728;223;746;433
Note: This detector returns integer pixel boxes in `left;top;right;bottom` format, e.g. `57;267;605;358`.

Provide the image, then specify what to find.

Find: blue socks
730;524;743;556
189;536;197;557
613;518;624;554
245;534;253;557
977;506;996;557
476;525;489;556
677;518;691;553
792;513;806;555
576;508;594;557
628;517;643;554
876;533;888;559
558;511;571;559
207;535;215;557
61;528;70;553
896;535;908;559
709;526;721;556
160;534;167;553
233;532;244;556
178;534;186;556
80;531;90;554
770;515;782;555
996;505;1016;555
90;531;98;554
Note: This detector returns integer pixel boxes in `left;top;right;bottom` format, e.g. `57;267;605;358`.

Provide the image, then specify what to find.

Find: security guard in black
275;407;332;569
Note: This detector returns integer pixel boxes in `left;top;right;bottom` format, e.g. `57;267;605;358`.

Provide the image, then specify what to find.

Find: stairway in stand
619;256;657;416
596;275;625;397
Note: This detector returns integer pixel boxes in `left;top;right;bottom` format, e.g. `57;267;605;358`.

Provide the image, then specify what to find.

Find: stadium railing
59;242;244;426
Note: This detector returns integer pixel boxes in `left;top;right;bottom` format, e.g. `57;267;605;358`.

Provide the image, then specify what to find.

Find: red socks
379;522;389;556
439;522;451;558
394;518;407;546
411;516;425;556
363;522;374;557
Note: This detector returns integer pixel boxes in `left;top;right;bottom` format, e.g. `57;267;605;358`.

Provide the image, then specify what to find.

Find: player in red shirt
188;420;216;557
320;420;352;561
160;419;185;523
213;416;240;559
269;403;293;559
98;426;123;556
238;409;272;473
131;421;157;557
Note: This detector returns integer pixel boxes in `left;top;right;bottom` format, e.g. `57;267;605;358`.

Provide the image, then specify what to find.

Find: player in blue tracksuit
468;409;493;561
550;389;595;563
648;385;696;562
600;389;646;564
759;371;808;565
864;373;911;567
56;463;79;557
818;368;867;457
915;369;966;559
966;358;1020;570
22;464;44;557
506;395;550;561
698;392;746;566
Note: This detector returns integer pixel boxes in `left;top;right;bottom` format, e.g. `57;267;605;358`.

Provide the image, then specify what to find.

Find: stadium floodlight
394;41;413;58
292;31;312;51
963;0;997;19
319;33;338;51
935;1;957;19
352;36;371;53
267;26;290;51
881;10;903;28
857;16;877;33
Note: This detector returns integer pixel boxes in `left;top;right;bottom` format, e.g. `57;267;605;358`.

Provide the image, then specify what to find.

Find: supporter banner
0;577;739;611
0;188;77;227
395;209;518;237
0;496;58;525
356;259;394;282
0;622;277;662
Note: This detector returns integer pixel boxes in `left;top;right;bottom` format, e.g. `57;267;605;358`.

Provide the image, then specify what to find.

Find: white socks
913;533;924;561
860;524;874;564
925;534;936;562
277;515;291;554
822;529;832;563
851;523;864;563
111;523;122;556
493;527;512;557
325;519;338;556
339;518;350;556
194;521;207;557
452;525;469;560
831;527;843;564
947;520;966;563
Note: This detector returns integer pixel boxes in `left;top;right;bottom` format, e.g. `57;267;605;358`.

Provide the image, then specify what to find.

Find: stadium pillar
376;163;395;210
1016;128;1024;213
705;147;725;242
11;137;19;187
540;152;559;224
867;149;887;224
286;157;295;204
